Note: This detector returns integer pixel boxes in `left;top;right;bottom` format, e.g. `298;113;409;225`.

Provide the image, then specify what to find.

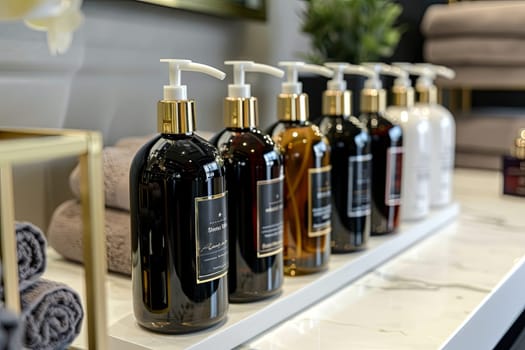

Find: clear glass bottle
130;60;228;333
211;61;285;302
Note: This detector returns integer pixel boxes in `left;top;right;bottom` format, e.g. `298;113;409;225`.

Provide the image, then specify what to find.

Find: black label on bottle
347;154;372;217
195;192;228;284
308;165;332;237
257;176;284;258
385;147;403;206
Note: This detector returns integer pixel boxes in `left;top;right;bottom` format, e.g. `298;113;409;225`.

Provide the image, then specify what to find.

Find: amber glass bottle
130;77;228;333
267;92;331;276
359;87;403;235
211;94;284;302
315;88;371;252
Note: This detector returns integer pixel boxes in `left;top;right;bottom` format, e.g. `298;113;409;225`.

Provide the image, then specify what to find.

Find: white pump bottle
411;64;456;208
385;63;431;220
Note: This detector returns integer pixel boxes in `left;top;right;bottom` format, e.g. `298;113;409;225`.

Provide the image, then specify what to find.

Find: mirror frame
138;0;267;21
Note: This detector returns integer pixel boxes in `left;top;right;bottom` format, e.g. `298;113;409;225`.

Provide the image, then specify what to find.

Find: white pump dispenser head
224;60;284;99
412;63;455;90
279;61;333;94
324;62;374;91
160;59;226;101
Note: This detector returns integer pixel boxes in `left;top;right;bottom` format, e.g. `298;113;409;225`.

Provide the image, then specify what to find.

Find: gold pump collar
277;93;309;121
322;90;352;117
391;85;415;108
157;100;196;134
224;97;258;128
416;85;438;104
360;88;386;113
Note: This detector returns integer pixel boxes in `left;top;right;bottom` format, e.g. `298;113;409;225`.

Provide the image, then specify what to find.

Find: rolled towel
69;131;216;211
15;222;47;290
0;222;47;296
0;307;22;350
21;279;83;350
69;146;138;212
47;200;131;275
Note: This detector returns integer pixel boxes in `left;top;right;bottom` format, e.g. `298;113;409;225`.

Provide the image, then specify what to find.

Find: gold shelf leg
79;132;108;350
0;163;20;314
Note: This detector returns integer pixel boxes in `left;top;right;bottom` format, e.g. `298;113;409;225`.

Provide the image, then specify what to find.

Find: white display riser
99;203;459;350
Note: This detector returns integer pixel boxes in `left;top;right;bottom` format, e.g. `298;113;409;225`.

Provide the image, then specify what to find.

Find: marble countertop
244;168;525;349
43;168;525;349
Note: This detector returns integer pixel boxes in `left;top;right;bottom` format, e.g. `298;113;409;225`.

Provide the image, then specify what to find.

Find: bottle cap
158;59;226;134
223;61;283;128
277;61;333;121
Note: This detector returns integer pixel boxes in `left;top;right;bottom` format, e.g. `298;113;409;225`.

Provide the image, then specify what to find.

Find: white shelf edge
440;254;525;350
109;203;460;350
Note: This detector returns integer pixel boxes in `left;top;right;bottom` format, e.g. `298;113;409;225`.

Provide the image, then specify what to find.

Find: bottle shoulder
212;128;280;159
132;133;224;177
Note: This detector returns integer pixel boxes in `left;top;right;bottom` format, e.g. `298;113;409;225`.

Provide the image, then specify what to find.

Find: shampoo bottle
357;63;404;235
385;63;431;221
412;64;456;208
130;59;229;333
210;61;285;302
314;63;371;252
266;61;333;276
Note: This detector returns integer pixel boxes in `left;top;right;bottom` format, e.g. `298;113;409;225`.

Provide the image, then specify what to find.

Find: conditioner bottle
314;63;371;252
211;61;285;302
385;63;431;221
411;64;456;208
266;61;333;276
130;59;228;333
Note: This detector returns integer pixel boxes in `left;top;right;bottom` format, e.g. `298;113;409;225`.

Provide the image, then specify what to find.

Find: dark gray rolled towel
15;222;47;290
21;279;83;350
0;223;47;297
0;307;22;350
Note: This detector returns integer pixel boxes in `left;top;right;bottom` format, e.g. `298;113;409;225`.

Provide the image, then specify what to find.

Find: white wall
0;0;309;229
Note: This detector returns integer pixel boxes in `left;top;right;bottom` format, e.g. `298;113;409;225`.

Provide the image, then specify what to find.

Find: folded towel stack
2;223;83;350
48;132;214;276
421;1;525;88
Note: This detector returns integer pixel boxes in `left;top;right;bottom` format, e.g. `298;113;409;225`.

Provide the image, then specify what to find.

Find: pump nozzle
224;60;284;98
279;61;333;94
158;59;225;134
324;62;374;91
399;63;455;104
160;59;226;101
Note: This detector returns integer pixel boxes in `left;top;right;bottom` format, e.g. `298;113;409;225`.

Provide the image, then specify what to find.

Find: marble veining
245;169;525;349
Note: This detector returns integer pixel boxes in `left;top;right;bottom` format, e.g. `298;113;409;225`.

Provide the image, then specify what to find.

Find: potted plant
299;0;404;116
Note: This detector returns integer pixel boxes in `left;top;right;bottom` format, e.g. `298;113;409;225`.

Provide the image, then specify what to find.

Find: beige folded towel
422;1;525;38
47;200;131;275
425;37;525;66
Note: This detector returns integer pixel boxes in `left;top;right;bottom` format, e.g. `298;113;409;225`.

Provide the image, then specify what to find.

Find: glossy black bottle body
211;128;284;302
315;115;371;252
360;112;403;235
266;120;331;275
130;133;228;333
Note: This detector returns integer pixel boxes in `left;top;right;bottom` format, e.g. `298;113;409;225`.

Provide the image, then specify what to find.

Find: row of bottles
129;59;456;334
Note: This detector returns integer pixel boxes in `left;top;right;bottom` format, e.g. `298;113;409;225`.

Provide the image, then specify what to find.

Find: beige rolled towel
47;200;131;276
69;132;215;211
